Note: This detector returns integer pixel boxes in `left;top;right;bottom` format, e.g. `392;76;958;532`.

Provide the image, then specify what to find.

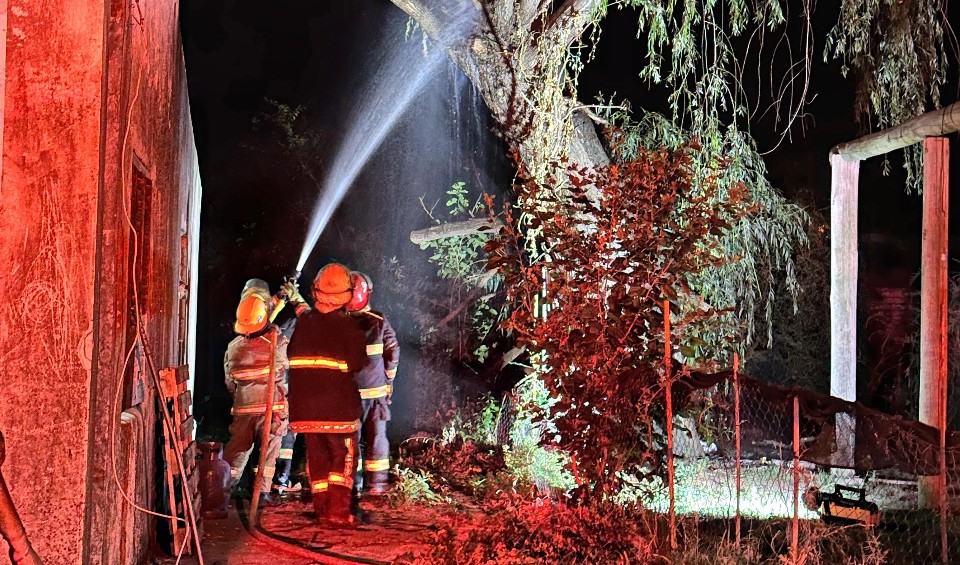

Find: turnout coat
223;324;289;417
352;309;399;400
286;309;367;432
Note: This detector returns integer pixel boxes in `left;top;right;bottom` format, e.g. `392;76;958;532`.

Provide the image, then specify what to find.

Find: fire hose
0;431;43;565
247;327;278;527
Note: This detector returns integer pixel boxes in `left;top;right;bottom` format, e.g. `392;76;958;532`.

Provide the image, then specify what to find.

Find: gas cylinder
198;442;231;519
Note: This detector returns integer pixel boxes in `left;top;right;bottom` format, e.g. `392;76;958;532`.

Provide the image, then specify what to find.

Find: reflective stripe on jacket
224;325;289;416
351;309;399;393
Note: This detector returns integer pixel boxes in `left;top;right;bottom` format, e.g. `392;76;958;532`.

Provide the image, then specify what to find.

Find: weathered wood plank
179;416;194;445
177;390;191;420
831;101;960;160
175;364;190;385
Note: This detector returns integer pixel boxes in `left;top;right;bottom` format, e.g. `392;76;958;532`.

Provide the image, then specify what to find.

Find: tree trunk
388;0;610;171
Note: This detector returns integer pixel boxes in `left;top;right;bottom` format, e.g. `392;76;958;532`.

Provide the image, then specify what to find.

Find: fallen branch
497;346;526;369
409;218;502;245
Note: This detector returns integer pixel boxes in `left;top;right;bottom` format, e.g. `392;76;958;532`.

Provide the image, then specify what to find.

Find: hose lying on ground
236;498;390;565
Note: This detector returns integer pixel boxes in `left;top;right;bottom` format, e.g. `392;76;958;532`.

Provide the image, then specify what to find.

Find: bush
414;494;660;565
488;145;753;492
400;386;578;499
390;466;449;506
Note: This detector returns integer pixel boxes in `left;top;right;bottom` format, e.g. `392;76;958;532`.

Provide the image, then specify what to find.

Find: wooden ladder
159;365;203;554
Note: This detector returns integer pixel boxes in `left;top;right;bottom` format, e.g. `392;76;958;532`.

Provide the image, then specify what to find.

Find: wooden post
830;153;860;468
919;137;949;510
792;395;800;565
249;328;278;527
664;299;676;550
734;353;741;546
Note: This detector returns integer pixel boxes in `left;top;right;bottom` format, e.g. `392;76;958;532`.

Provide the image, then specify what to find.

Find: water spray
294;7;477;272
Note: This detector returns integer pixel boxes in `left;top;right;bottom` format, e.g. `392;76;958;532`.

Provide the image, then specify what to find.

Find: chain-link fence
658;364;960;564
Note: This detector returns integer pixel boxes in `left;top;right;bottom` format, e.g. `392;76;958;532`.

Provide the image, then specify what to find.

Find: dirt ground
153;495;456;565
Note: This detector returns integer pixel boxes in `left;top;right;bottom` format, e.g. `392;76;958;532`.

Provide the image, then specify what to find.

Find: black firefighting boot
273;457;293;493
324;486;358;529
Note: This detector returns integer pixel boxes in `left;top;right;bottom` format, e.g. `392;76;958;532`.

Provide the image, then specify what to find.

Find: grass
618;459;833;519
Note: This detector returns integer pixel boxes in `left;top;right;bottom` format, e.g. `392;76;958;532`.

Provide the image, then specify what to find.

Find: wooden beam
830;153;859;468
831;101;960;161
918;137;949;509
409;218;501;245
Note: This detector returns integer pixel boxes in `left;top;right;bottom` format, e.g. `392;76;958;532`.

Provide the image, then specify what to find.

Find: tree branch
543;0;602;48
409;218;503;245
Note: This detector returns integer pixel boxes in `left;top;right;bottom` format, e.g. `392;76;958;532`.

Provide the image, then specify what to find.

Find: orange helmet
346;272;373;311
234;294;269;335
312;263;353;308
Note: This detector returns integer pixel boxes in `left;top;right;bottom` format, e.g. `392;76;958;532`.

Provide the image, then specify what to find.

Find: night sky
180;1;959;437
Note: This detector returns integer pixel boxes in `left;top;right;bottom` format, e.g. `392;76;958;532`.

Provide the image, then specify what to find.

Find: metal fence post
664;299;676;550
734;352;741;546
940;380;948;565
792;395;800;565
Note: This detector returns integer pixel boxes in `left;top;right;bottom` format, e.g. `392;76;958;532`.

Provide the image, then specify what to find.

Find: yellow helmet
233;294;269;335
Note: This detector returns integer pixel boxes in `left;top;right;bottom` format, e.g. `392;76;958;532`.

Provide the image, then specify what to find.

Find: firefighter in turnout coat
222;280;290;507
345;272;399;494
286;263;367;526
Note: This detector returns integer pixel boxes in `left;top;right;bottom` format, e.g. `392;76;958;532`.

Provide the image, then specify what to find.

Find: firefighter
346;272;399;495
242;278;287;323
222;281;290;508
286;263;367;527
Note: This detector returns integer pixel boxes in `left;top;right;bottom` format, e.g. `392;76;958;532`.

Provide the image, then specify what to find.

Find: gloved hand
281;281;304;304
386;381;393;405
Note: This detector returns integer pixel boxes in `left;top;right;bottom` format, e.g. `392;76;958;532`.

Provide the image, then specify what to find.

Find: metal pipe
792;396;800;565
733;352;741;546
0;431;43;565
663;299;676;550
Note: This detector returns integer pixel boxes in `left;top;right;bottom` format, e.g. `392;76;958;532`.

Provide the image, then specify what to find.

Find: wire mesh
663;371;960;565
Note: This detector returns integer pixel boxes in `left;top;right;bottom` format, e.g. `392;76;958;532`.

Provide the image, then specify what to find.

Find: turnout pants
304;432;358;521
358;397;391;490
223;413;287;494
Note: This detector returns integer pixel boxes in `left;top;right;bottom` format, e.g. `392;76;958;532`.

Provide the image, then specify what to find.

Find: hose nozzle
278;270;302;300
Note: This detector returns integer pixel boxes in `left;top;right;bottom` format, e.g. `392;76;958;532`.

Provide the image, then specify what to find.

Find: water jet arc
295;11;476;273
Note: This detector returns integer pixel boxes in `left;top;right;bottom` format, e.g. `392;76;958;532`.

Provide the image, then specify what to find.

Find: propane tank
198;442;231;519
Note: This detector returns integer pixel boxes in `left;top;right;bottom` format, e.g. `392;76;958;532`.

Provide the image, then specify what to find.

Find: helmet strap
244;324;272;339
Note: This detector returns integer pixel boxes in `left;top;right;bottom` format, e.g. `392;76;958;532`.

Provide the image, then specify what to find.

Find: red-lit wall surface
0;1;200;563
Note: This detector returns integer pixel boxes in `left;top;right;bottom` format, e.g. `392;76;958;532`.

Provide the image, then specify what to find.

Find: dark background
180;0;960;439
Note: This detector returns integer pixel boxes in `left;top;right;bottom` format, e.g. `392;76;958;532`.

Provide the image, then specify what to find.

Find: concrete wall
0;0;200;563
0;1;104;560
